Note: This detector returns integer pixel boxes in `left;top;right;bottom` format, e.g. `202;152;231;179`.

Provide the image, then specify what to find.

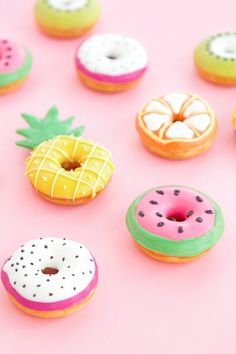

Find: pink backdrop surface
0;0;236;353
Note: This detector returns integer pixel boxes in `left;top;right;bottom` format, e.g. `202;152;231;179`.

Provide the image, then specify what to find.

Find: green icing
0;50;32;87
16;106;85;149
126;186;224;257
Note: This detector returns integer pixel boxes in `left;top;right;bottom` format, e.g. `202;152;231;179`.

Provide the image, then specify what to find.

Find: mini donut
126;186;224;263
194;33;236;85
136;92;217;159
26;135;115;205
0;39;32;94
75;33;148;92
1;237;98;318
34;0;101;38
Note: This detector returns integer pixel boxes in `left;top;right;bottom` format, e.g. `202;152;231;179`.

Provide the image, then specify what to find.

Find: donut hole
42;267;59;275
211;35;236;58
166;210;186;222
61;161;81;171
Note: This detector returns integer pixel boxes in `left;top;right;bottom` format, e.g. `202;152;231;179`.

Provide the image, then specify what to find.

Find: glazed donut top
2;238;96;302
76;34;148;76
26;135;115;200
0;39;26;74
136;186;215;240
139;92;215;140
46;0;89;11
207;33;236;61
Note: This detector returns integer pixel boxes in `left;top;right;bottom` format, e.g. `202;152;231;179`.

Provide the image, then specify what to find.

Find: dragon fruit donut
75;33;148;92
126;186;224;263
0;39;32;94
1;237;98;318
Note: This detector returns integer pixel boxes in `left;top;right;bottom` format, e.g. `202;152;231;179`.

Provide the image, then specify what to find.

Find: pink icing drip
0;39;26;74
75;56;147;84
136;187;215;240
1;264;98;312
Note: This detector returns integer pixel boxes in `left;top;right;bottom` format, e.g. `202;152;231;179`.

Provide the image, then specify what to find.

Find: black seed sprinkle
72;274;75;276
46;279;50;282
138;211;145;217
22;285;26;288
39;259;42;262
75;255;79;258
11;264;14;267
62;257;65;262
187;210;193;217
50;256;53;259
49;293;53;296
196;196;203;203
80;246;83;249
82;272;85;275
15;269;18;272
30;263;34;266
205;210;213;214
14;281;16;285
67;266;71;268
20;257;24;260
61;286;64;289
178;226;184;233
63;238;66;240
22;265;26;269
174;189;180;196
156;212;163;217
21;250;24;253
32;245;36;247
156;190;164;195
90;259;93;262
33;294;36;297
31;252;34;254
196;217;203;223
73;287;76;291
44;245;48;249
37;284;41;287
62;277;66;280
157;222;164;227
150;200;158;205
24;274;28;277
16;262;19;266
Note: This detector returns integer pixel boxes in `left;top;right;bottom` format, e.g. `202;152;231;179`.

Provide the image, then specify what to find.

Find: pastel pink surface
136;187;215;240
0;39;26;73
1;266;98;311
0;0;236;354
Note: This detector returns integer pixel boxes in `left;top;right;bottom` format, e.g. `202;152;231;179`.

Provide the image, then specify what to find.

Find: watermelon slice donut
34;0;101;38
0;39;32;94
1;237;98;318
75;33;148;92
126;186;224;263
136;92;217;159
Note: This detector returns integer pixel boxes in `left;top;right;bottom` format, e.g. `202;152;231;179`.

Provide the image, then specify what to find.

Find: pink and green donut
0;39;32;94
126;186;224;263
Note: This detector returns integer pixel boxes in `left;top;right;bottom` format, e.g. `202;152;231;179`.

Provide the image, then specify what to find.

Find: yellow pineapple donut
16;107;115;205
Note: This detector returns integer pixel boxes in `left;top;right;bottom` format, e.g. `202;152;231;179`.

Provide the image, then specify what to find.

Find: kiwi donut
194;33;236;85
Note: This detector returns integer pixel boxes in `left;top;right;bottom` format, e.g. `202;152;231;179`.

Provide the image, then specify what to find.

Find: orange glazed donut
136;92;217;159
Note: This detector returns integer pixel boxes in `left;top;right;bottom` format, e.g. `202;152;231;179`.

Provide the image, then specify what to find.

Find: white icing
210;34;236;60
165;121;194;139
48;0;87;11
183;99;207;118
163;93;189;114
3;238;96;302
144;100;171;115
143;113;170;131
77;34;148;76
185;114;211;132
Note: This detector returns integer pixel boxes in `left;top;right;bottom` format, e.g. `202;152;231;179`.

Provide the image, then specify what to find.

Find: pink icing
75;56;147;84
0;39;26;74
136;187;215;240
1;264;98;312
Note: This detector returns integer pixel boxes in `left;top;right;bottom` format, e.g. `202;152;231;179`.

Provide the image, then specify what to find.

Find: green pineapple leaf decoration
16;106;85;150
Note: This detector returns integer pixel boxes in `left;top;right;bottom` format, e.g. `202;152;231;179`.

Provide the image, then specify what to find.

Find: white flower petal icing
210;33;236;60
184;114;211;132
77;34;148;76
163;93;189;114
165;121;194;139
48;0;87;11
3;238;96;302
183;99;207;117
143;113;170;131
144;100;172;115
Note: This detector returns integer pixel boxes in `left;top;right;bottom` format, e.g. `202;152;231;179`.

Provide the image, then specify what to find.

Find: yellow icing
26;135;115;202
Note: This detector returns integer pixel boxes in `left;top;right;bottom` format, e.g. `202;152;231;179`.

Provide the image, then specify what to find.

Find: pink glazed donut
75;33;148;92
126;186;224;263
0;39;32;94
1;237;98;318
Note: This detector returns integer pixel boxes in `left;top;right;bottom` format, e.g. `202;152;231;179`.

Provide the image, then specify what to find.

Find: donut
16;106;115;205
34;0;101;38
194;33;236;85
0;39;32;94
126;186;224;263
75;33;148;92
136;92;217;159
1;237;98;318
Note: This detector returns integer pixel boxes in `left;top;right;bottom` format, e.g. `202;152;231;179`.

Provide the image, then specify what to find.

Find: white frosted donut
1;237;98;317
75;33;148;91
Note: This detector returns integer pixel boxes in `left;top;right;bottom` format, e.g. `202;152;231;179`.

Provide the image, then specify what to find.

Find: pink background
0;0;236;353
